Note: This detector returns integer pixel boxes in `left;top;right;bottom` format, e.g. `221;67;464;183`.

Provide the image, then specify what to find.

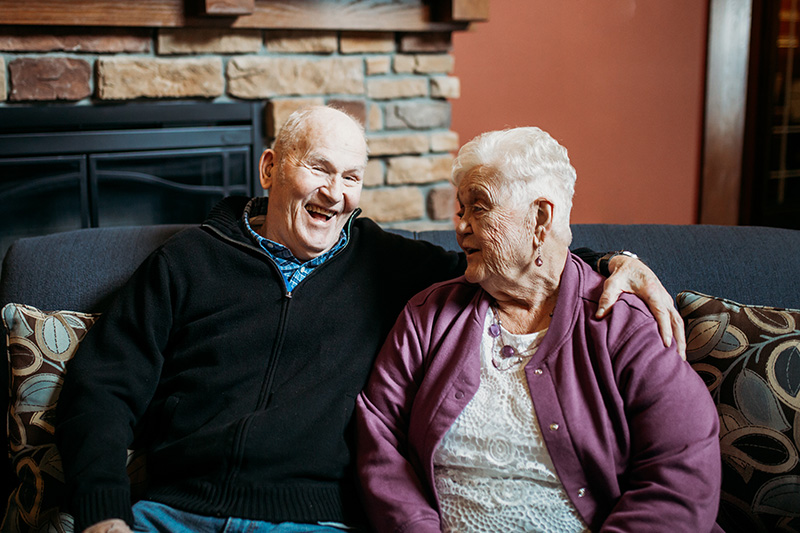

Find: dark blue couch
3;223;800;532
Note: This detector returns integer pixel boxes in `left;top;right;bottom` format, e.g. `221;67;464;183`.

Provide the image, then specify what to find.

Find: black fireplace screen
0;102;263;262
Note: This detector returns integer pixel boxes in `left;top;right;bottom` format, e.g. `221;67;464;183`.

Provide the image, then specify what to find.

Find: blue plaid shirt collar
242;198;351;292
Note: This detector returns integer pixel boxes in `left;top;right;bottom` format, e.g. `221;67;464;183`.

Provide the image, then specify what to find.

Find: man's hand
83;519;132;533
596;254;686;359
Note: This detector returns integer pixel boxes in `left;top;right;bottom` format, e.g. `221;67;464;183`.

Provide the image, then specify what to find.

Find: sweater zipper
201;222;292;490
201;213;358;487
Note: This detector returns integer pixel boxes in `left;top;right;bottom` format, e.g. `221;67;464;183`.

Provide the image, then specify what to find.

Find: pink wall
451;1;709;224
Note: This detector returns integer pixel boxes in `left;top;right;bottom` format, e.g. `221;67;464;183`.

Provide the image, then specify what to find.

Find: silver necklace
488;305;546;371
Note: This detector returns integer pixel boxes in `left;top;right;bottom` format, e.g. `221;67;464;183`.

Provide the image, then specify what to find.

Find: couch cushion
678;291;800;533
2;303;146;533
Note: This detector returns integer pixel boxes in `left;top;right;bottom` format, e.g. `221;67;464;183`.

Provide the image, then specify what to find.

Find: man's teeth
306;205;335;220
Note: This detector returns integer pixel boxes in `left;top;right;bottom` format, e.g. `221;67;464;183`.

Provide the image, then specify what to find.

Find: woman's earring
535;240;543;267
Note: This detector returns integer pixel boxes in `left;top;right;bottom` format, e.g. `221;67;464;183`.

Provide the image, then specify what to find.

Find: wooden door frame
699;0;755;224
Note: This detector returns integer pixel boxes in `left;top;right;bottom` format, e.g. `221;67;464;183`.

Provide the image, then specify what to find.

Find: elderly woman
356;127;722;533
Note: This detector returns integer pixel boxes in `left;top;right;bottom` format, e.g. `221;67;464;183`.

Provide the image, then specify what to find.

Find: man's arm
598;253;685;358
573;247;686;359
56;250;172;532
416;233;684;358
601;320;721;531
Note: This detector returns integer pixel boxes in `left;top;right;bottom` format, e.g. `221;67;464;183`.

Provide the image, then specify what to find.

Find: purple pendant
488;323;501;338
501;344;516;358
535;256;543;267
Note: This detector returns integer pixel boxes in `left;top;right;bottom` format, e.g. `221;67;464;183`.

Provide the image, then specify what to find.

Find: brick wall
0;27;460;229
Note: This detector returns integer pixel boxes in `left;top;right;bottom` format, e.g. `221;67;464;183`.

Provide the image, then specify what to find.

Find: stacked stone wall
0;27;460;228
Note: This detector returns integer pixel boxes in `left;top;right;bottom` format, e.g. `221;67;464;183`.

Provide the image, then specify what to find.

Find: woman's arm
602;319;721;532
356;305;441;533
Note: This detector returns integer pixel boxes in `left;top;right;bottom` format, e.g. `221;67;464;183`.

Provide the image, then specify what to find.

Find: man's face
261;110;367;261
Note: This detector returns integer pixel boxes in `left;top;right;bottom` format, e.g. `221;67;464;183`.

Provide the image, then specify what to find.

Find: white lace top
432;312;588;533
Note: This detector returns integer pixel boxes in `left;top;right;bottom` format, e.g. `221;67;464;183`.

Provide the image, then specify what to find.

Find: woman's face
455;167;538;291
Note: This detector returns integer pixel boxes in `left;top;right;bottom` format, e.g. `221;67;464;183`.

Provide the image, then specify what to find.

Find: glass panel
765;0;800;227
0;156;86;261
91;147;250;227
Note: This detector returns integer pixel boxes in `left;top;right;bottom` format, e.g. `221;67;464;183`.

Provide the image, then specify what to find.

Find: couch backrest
571;223;800;309
0;225;189;313
3;223;800;314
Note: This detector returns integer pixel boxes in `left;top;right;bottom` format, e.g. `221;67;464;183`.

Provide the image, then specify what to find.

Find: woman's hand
596;254;686;359
83;519;132;533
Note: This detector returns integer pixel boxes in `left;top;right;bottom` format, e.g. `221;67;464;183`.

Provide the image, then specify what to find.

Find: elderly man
56;106;683;533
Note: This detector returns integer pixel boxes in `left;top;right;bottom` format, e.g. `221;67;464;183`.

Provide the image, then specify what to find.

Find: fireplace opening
0;102;264;262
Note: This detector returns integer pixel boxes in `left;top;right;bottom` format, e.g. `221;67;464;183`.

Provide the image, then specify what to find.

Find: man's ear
259;150;277;191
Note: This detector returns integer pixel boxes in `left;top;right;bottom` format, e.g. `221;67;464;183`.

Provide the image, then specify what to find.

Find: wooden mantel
0;0;489;32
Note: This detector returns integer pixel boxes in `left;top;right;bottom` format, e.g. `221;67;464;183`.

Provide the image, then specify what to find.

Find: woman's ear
533;198;554;242
259;149;277;191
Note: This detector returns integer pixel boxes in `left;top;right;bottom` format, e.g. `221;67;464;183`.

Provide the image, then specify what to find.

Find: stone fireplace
0;0;489;257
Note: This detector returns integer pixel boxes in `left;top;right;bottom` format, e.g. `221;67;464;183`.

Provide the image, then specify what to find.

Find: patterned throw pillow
678;291;800;533
1;303;148;533
1;303;97;533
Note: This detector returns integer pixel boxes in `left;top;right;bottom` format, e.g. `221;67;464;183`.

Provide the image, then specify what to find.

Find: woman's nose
455;214;470;235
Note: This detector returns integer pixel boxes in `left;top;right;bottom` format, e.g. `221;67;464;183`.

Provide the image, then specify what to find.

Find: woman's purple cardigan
356;253;723;533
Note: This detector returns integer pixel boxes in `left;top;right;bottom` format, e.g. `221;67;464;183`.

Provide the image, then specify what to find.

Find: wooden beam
0;0;187;27
204;0;255;16
0;0;470;31
699;0;753;224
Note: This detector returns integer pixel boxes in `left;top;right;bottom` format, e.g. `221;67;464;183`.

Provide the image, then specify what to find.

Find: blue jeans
132;500;353;533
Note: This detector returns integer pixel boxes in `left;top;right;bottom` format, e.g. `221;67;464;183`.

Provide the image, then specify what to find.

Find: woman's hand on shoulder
83;519;132;533
596;254;686;359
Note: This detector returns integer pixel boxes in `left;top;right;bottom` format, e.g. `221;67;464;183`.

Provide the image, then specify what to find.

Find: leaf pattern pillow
2;303;148;533
2;303;98;533
678;291;800;533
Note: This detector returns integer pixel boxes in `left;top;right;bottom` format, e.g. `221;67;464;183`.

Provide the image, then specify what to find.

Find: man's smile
306;204;336;221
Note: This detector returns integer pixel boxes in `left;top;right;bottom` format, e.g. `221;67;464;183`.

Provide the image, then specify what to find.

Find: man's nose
321;175;343;202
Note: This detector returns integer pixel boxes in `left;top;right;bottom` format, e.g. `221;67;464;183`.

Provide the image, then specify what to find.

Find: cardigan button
455;391;464;399
549;423;559;431
533;368;543;375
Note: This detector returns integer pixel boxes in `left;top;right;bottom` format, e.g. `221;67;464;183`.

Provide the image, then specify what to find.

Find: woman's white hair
451;126;577;243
